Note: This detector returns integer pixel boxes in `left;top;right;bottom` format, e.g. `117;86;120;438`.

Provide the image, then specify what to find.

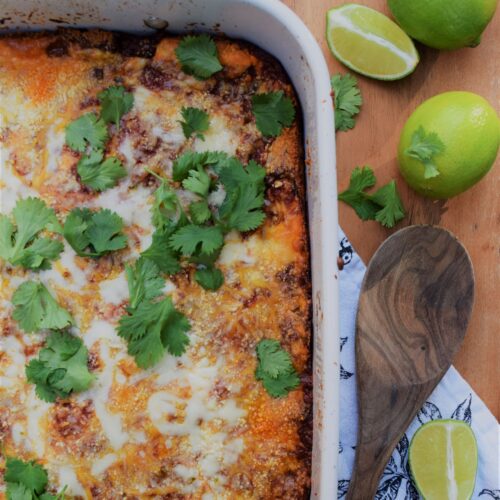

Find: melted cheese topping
0;32;311;499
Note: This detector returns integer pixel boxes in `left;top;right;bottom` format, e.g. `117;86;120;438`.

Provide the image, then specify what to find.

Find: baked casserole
0;30;311;499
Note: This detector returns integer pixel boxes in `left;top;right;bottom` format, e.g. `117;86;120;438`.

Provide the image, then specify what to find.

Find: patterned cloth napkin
336;230;499;499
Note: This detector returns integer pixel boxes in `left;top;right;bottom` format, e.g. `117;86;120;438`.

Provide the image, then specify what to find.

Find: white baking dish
1;1;339;497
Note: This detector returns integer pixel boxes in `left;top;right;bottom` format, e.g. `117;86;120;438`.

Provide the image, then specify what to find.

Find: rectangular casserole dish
0;1;340;497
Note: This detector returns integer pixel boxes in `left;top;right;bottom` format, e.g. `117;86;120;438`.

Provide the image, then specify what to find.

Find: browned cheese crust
0;30;312;499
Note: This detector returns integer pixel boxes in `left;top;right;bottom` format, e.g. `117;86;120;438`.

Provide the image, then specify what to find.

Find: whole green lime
398;92;500;199
387;0;498;50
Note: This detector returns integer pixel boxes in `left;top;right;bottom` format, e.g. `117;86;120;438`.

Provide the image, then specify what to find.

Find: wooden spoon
346;225;474;499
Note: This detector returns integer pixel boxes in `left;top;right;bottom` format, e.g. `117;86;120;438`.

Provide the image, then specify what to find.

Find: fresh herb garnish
141;152;266;292
4;456;65;500
77;150;127;191
0;197;63;270
65;112;108;153
255;339;300;398
169;224;224;256
219;183;265;232
369;180;406;228
331;73;362;132
63;208;127;258
338;166;406;228
125;258;165;310
405;126;445;179
98;85;134;128
251;91;295;137
172;150;229;182
182;165;211;197
194;267;224;291
118;297;190;368
189;200;212;224
175;34;223;80
118;259;190;368
12;281;74;333
26;330;94;402
141;227;182;275
179;107;210;140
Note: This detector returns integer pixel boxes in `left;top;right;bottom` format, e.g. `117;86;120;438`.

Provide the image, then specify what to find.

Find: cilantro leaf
220;183;265;232
118;297;190;368
63;208;127;258
126;258;165;310
175;34;223;79
0;197;63;271
217;159;266;190
216;158;266;232
65;112;108;153
194;266;224;291
331;73;363;132
179;107;210;140
140;228;181;275
405;126;445;179
368;180;406;229
255;339;300;398
12;281;74;333
4;457;48;498
338;166;380;220
149;175;181;230
77;151;127;191
172;150;229;182
169;224;224;256
338;166;406;228
182;165;211;198
189;200;212;224
98;85;134;128
256;339;295;378
25;330;94;402
251;91;295;137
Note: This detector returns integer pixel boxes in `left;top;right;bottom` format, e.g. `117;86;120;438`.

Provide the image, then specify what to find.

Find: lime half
409;420;478;500
326;3;419;80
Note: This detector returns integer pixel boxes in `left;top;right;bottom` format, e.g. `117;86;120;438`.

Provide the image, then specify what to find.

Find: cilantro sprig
63;208;127;258
405;126;445;179
65;112;108;153
194;267;224;291
338;166;405;228
77;150;127;191
179;107;210;140
175;34;223;80
118;258;190;368
26;330;94;402
98;85;134;128
255;339;300;398
126;258;165;310
140;151;267;293
140;151;267;292
0;197;63;270
12;281;74;333
4;456;65;500
66;85;134;191
251;91;296;137
331;73;363;132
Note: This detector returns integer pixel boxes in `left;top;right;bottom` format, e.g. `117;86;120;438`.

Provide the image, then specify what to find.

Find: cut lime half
326;3;419;80
409;420;478;500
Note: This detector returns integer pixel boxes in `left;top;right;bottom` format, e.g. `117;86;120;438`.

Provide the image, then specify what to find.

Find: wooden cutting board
284;0;500;418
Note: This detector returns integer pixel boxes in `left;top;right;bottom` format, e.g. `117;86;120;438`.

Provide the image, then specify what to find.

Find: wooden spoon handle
346;439;393;500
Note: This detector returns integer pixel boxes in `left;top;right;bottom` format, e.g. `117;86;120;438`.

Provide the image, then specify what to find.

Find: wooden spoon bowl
346;225;474;499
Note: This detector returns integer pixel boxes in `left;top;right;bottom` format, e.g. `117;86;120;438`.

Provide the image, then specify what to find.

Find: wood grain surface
283;0;500;418
348;226;474;499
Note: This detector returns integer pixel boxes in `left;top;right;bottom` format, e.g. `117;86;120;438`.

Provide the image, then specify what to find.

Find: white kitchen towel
336;230;499;499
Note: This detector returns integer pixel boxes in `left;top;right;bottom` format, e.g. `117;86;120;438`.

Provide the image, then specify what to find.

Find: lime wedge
326;4;419;80
409;420;478;500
